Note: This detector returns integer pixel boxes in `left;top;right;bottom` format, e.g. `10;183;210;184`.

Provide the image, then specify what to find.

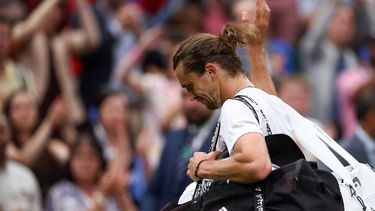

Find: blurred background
0;0;375;210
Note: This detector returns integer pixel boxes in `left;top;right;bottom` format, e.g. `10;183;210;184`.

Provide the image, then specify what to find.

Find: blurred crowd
0;0;375;210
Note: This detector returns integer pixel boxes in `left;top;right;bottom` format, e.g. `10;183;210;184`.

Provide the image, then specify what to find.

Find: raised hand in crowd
5;92;69;167
94;150;137;211
8;0;99;115
109;115;133;169
116;3;144;37
117;25;165;94
58;0;101;54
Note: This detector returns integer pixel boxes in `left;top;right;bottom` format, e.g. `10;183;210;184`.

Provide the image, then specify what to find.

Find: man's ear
205;63;217;79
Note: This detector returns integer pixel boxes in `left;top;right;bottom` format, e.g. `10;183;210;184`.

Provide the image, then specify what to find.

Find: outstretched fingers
255;0;270;33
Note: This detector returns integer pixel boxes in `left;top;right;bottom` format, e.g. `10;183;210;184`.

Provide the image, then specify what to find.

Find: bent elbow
257;161;272;181
249;160;272;182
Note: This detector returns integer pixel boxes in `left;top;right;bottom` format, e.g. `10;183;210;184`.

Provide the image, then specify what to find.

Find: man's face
182;90;212;126
175;63;221;110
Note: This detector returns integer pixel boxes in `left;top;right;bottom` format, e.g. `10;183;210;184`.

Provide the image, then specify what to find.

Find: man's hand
244;0;276;95
243;0;271;46
187;151;220;181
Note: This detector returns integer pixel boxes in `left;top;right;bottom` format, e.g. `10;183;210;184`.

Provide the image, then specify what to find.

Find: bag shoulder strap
232;95;272;136
286;109;355;179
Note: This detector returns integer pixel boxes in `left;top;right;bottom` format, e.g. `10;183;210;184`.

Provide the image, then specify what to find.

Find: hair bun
219;23;243;49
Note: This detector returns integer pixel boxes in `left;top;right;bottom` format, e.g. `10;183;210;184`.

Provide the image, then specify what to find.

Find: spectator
3;89;70;199
94;90;148;206
0;113;42;211
4;0;100;120
71;0;131;111
300;1;358;132
118;28;185;171
141;90;219;211
297;0;321;35
335;19;375;138
0;15;36;111
277;74;313;119
340;86;375;166
41;0;100;119
45;131;137;211
1;0;62;105
277;74;320;162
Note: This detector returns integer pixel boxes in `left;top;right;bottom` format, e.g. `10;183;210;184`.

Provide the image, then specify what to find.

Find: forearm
52;36;85;124
196;153;272;184
301;1;335;56
27;33;49;103
12;0;60;46
11;119;54;166
118;48;144;94
75;0;100;49
248;44;276;95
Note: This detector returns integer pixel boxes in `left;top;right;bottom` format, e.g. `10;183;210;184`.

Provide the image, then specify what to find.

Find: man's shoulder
222;89;267;114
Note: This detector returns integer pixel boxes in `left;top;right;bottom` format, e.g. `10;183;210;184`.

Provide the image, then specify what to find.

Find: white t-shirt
217;87;316;161
178;87;319;204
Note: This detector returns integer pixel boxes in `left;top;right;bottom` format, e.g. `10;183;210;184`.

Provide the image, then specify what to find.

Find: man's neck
220;73;253;102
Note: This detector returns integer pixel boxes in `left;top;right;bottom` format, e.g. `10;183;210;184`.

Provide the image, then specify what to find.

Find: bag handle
233;95;272;135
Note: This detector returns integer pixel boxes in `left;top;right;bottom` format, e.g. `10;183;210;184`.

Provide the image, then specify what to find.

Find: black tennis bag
161;134;344;211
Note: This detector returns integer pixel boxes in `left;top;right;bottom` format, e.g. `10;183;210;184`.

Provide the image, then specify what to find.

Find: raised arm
11;0;62;53
364;0;375;34
117;26;164;94
300;0;336;66
61;0;100;54
245;0;276;95
6;99;65;167
52;35;86;124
